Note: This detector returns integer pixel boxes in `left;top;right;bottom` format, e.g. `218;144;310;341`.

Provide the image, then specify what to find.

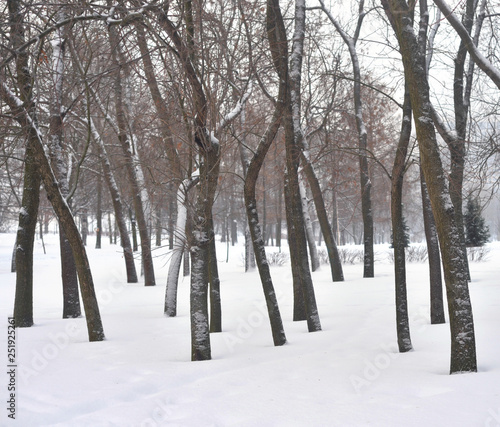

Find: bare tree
382;0;476;374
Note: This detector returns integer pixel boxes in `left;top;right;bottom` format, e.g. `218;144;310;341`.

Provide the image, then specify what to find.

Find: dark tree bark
382;0;476;374
420;165;445;324
391;85;413;353
269;0;321;332
242;86;287;347
209;217;222;333
47;7;81;319
156;6;218;360
300;152;344;282
1;91;105;343
95;173;102;250
8;0;41;328
92;128;138;283
107;18;155;287
13;139;40;327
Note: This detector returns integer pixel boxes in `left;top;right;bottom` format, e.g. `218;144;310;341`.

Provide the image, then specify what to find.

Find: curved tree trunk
242;88;287;346
1;79;105;341
90;122;138;283
107;21;155;287
268;0;321;332
382;0;476;374
165;176;198;316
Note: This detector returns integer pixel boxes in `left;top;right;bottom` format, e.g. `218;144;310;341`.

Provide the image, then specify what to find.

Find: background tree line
1;0;498;372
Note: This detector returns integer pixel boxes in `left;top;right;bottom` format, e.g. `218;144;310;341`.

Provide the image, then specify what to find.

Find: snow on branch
433;0;500;90
215;80;253;137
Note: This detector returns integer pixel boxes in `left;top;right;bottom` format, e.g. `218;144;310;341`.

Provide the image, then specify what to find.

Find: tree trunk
107;20;155;287
420;165;445;324
382;0;476;374
301;152;344;281
165;177;197;316
319;0;373;278
299;177;320;272
242;92;287;347
91;124;138;283
1;81;105;342
13;138;40;327
391;85;413;353
95;173;102;249
81;212;88;246
155;202;162;247
46;8;82;319
268;0;321;332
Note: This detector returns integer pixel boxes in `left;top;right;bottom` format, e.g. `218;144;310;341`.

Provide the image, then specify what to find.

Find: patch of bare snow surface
1;233;499;427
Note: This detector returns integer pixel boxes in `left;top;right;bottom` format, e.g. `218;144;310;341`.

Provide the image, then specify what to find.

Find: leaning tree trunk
242;83;287;346
1;79;105;341
382;0;476;374
420;165;445;324
391;85;413;353
107;22;155;287
91;123;138;283
300;151;344;282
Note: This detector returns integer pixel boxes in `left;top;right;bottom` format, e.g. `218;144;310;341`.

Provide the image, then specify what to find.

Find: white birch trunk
299;175;319;271
165;175;197;316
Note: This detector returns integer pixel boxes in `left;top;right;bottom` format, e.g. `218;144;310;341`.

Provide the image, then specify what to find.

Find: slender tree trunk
268;0;321;332
81;212;88;246
391;85;413;353
13;138;40;327
209;216;222;333
95;173;102;249
108;212;113;245
299;177;320;271
319;0;373;278
382;0;476;373
420;165;445;324
8;0;40;327
90;119;138;283
301;152;344;281
155;202;162;247
46;8;81;319
107;19;155;287
242;93;287;347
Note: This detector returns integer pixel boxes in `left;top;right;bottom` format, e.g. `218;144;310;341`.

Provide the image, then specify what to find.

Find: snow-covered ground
1;232;499;427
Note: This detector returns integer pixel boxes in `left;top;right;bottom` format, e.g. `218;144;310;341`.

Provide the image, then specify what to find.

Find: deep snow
1;232;499;427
